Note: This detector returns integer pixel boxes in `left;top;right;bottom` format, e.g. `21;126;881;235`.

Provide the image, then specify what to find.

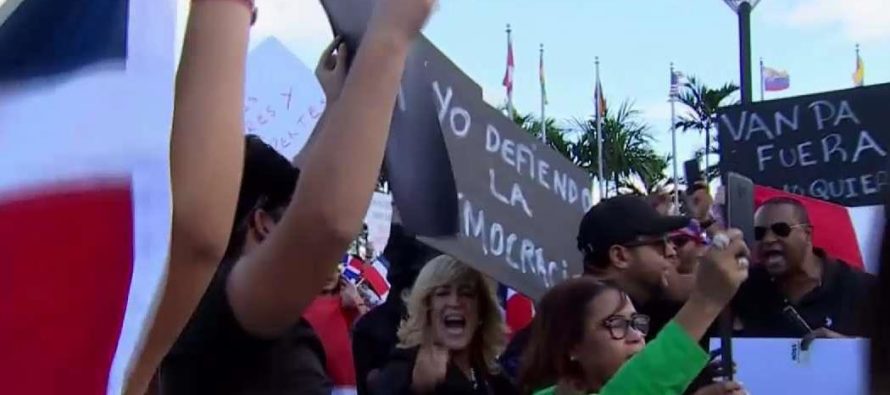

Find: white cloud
771;0;890;43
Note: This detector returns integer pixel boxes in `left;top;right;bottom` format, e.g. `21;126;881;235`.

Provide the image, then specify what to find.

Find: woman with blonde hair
370;255;517;395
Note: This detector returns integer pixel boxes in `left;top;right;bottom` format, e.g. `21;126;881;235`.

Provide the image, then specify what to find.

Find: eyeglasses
603;313;651;340
754;222;808;241
622;237;670;256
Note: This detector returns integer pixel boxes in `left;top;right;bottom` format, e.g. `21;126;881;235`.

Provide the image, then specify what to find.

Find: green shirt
532;320;709;395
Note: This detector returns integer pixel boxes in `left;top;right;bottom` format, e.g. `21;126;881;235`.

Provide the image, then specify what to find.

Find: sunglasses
754;222;808;241
603;313;651;340
668;235;701;248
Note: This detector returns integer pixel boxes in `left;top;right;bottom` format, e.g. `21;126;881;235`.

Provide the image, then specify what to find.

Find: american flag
0;0;175;393
670;70;685;98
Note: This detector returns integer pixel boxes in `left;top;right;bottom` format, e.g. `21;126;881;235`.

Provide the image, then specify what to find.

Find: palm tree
573;101;667;195
506;109;574;162
674;76;739;181
618;155;677;196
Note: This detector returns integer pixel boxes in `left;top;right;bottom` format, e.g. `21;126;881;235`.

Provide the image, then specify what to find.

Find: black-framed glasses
602;313;651;340
754;222;808;241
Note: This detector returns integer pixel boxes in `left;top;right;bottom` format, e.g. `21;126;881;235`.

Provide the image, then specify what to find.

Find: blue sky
179;0;889;165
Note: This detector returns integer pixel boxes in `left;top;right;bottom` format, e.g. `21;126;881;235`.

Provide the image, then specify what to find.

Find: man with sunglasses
732;197;876;341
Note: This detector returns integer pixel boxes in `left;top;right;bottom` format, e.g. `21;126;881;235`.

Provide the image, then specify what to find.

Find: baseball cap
577;195;690;259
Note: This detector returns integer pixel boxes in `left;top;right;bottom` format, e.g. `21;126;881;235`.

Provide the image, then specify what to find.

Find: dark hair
223;135;300;259
518;278;624;395
760;196;810;224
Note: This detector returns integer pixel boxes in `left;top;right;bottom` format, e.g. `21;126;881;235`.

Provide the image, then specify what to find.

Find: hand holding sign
315;38;349;102
369;0;437;44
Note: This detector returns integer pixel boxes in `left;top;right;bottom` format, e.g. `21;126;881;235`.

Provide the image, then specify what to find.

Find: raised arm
227;0;437;337
125;1;251;392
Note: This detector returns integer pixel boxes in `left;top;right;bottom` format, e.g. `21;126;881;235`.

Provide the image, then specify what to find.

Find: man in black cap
577;194;692;338
500;195;689;378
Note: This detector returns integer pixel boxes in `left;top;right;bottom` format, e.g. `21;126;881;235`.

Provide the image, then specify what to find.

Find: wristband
192;0;258;25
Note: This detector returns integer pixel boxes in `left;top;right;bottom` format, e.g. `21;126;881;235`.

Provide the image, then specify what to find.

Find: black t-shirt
159;258;332;394
733;249;877;338
353;296;406;395
371;346;518;395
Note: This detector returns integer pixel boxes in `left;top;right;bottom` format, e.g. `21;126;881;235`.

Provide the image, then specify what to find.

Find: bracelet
192;0;258;25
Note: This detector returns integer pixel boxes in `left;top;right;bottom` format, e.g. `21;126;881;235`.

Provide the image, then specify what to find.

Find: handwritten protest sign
718;84;890;207
709;338;867;394
321;0;591;298
364;192;393;255
244;38;325;159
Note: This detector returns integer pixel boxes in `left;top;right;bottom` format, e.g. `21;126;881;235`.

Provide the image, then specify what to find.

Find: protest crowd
2;0;889;394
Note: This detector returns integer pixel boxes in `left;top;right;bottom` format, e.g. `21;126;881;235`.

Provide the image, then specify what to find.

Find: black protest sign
321;0;461;238
321;0;591;298
718;83;890;207
419;84;592;298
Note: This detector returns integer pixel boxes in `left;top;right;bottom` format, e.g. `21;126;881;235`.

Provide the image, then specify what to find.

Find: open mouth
443;314;467;335
762;250;785;266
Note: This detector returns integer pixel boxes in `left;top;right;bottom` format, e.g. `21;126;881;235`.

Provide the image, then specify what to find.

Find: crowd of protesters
126;0;889;394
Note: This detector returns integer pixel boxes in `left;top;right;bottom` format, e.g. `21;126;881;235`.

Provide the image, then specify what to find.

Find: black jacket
371;346;518;395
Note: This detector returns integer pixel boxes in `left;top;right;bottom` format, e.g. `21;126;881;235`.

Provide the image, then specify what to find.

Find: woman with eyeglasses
518;229;751;395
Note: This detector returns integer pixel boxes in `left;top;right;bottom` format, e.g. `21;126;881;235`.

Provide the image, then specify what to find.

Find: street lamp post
723;0;761;105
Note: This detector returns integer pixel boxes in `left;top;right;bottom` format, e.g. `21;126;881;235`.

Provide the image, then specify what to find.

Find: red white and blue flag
0;0;175;393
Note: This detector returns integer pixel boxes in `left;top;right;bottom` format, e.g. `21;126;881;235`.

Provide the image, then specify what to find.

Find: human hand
693;380;747;395
693;228;750;307
316;37;349;102
368;0;438;45
801;327;847;351
411;343;449;394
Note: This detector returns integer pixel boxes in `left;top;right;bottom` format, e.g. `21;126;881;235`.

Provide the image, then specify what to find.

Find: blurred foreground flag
0;0;175;394
762;67;790;92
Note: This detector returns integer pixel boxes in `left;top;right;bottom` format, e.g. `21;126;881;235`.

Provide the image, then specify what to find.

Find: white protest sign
364;192;393;255
244;37;325;159
710;338;867;394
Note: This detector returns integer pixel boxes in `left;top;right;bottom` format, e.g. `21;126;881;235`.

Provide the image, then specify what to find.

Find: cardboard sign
718;84;890;207
244;38;325;159
709;338;867;394
320;0;591;298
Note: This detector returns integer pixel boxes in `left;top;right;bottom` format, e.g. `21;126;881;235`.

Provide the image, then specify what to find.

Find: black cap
577;195;689;257
233;135;300;225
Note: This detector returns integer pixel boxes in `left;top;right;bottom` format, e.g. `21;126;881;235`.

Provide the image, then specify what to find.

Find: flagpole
855;43;863;86
759;57;765;101
540;43;547;144
505;24;514;116
670;63;679;211
595;57;605;200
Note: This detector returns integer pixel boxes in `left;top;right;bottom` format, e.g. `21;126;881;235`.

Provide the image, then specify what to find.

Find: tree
573;101;667;194
674;76;739;181
506;109;574;162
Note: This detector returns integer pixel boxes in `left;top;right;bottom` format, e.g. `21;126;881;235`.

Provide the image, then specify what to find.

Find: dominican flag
0;0;175;393
498;285;535;338
754;185;882;273
341;255;364;282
